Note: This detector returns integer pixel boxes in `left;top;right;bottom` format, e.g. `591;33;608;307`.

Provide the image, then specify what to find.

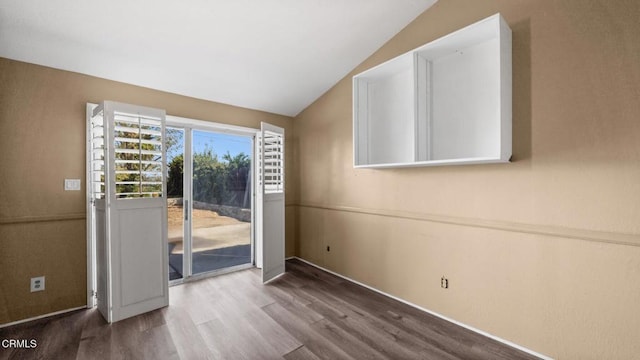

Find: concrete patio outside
167;203;251;279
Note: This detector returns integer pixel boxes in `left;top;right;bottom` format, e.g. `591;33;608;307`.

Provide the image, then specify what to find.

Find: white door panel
262;193;285;282
89;101;169;323
116;206;165;306
260;122;285;283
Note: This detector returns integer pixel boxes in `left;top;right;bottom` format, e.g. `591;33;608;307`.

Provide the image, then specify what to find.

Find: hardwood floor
0;259;540;360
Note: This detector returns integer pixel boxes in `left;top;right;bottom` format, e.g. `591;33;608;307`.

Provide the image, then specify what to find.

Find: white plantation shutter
260;122;285;283
261;129;284;194
90;108;106;199
89;101;169;323
112;112;164;198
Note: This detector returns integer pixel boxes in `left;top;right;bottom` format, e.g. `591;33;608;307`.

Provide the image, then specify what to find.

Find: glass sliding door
166;124;253;282
166;127;185;281
191;130;252;275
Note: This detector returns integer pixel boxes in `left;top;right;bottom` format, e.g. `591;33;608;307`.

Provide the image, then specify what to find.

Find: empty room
1;0;639;359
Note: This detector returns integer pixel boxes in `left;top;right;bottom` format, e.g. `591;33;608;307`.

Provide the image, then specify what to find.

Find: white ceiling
0;0;436;116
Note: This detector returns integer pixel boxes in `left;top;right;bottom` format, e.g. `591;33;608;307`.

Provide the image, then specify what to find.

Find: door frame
166;115;259;284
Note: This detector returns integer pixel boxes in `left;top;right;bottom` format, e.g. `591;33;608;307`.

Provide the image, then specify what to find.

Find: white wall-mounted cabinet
353;13;512;168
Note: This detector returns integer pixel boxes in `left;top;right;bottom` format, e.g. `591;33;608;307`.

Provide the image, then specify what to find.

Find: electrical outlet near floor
441;276;449;289
31;276;45;292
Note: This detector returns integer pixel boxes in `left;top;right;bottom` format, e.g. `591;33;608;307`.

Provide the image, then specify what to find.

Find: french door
166;123;255;281
87;108;286;321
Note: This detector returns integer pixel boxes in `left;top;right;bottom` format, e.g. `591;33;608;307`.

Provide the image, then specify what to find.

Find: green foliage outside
110;126;250;205
167;150;251;209
166;154;183;198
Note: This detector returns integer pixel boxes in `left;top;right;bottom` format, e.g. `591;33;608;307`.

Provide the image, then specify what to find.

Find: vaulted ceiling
0;0;437;116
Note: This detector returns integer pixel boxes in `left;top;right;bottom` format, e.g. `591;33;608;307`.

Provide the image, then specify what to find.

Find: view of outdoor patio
166;128;253;280
167;199;251;280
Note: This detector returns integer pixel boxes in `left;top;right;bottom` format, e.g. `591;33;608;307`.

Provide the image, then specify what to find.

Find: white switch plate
31;276;45;292
64;179;81;191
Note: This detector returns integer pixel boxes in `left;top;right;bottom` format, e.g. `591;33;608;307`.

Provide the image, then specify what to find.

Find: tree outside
167;149;251;209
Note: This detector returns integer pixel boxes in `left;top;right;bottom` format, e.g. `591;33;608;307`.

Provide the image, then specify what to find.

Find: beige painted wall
0;58;295;324
293;0;640;359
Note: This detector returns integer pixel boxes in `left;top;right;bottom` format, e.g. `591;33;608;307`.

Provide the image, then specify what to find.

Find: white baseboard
288;256;552;360
0;306;87;329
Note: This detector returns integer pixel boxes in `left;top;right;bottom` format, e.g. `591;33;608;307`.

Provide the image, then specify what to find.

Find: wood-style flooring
0;259;540;359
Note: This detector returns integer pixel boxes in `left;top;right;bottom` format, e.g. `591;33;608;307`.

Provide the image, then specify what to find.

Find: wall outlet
31;276;45;292
64;179;81;191
441;276;449;289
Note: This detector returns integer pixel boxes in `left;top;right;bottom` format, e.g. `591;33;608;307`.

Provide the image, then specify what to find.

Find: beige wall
293;0;640;359
0;58;295;324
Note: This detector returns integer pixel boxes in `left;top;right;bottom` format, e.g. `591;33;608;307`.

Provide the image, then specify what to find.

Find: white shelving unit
353;13;512;168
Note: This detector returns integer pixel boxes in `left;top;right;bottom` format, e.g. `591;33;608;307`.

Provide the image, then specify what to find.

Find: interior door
259;122;285;283
91;101;169;323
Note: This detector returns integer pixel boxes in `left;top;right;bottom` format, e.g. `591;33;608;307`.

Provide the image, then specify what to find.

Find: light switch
64;179;81;191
